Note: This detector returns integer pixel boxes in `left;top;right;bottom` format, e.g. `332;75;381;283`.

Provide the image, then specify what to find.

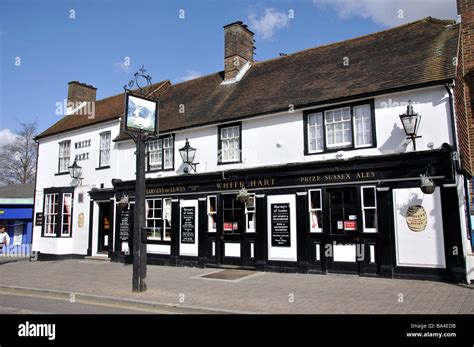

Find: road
0;292;168;314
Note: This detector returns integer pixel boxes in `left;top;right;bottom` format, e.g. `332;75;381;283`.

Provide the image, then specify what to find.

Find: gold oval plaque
405;205;427;232
78;213;85;229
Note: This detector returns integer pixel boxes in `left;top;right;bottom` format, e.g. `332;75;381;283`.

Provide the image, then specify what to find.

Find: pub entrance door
218;194;245;266
324;187;362;274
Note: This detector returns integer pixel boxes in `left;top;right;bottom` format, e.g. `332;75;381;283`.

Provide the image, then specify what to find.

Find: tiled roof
35;81;170;140
37;17;458;141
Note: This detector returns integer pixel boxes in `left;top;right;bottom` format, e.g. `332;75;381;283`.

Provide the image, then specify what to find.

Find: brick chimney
224;21;254;81
67;81;96;105
455;0;474;176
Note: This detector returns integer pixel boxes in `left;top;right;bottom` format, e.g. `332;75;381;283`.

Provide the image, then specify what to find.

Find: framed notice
119;209;130;241
124;93;159;134
181;207;195;244
271;203;291;247
35;212;43;226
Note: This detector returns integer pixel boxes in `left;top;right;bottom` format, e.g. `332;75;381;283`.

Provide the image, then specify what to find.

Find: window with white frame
43;189;74;237
163;137;173;169
308;113;324;152
147;135;174;171
325;107;352;148
245;194;256;232
309;189;322;232
44;193;59;236
361;186;377;232
148;139;162;170
207;196;217;232
305;101;374;153
58;141;71;173
219;124;240;163
354;104;373;147
99;132;111;167
146;198;172;241
61;193;72;236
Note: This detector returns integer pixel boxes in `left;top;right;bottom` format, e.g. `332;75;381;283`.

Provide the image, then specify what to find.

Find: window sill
95;166;110;171
217;160;242;166
146;168;174;173
55;172;69;176
146;240;172;245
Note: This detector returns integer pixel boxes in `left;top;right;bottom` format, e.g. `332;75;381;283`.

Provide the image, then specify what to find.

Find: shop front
112;145;466;282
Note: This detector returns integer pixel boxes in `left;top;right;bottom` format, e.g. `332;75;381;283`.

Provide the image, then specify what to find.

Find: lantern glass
179;139;196;164
400;114;418;136
68;160;82;179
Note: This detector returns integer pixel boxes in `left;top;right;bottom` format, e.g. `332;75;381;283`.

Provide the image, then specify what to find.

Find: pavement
0;259;473;314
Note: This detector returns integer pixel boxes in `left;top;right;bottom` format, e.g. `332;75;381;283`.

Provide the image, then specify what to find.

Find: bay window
305;100;375;154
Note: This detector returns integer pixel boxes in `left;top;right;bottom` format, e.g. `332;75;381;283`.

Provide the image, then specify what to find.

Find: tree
0;121;38;186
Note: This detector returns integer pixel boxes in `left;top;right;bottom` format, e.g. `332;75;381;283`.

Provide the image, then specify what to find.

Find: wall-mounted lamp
179;138;199;173
399;100;422;150
68;159;83;184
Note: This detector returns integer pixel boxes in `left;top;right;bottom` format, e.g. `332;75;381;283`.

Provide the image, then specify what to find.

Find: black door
219;194;245;266
325;187;362;274
98;202;111;253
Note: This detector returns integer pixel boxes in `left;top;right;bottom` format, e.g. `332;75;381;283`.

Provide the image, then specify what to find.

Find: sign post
122;66;159;293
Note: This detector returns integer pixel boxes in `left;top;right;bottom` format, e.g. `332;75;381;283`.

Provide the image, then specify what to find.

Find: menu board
271;203;291;247
119;209;130;241
181;206;195;244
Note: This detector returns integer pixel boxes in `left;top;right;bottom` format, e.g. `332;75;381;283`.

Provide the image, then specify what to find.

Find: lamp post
399;100;422;150
68;159;82;184
179;138;198;173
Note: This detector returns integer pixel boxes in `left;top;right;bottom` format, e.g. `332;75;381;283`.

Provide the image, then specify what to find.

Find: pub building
32;3;474;283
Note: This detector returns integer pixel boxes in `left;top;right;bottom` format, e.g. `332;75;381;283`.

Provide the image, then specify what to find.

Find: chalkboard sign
35;212;43;226
271;203;291;247
119;209;131;241
181;206;195;244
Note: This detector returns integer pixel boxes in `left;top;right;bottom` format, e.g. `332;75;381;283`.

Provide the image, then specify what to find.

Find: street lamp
68;159;82;183
179;138;198;173
399;100;422;150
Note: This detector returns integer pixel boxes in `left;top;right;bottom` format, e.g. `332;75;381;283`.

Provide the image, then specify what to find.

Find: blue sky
0;0;457;142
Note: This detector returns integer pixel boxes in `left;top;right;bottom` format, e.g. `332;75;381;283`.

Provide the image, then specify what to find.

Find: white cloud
180;70;202;82
0;128;18;148
312;0;457;27
249;8;290;40
114;61;131;73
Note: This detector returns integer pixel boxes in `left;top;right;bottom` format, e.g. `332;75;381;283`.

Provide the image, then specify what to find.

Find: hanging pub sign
271;203;291;247
124;93;159;134
181;207;195;244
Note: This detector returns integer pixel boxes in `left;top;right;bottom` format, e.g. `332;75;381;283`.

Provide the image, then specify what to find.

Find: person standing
0;225;10;253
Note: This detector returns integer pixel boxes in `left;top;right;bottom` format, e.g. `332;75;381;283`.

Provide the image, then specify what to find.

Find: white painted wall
32;120;121;255
32;85;461;257
113;85;454;181
393;188;446;268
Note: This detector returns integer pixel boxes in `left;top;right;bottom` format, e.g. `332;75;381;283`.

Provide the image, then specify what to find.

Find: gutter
445;83;473;242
